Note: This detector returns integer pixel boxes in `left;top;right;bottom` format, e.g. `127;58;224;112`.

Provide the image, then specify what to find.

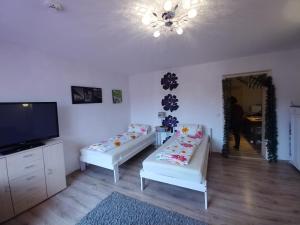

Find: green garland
222;79;231;157
264;77;278;162
222;76;278;162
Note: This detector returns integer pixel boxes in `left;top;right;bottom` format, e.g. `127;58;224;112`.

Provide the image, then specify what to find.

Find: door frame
222;70;272;159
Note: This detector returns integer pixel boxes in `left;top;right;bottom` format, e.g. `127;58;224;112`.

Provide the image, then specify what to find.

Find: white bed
140;134;210;209
80;131;155;183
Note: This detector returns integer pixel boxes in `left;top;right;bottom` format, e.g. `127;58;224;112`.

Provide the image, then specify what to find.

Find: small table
155;126;171;148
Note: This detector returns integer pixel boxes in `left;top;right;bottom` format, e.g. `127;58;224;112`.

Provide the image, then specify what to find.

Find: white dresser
0;158;14;222
0;140;66;223
290;107;300;171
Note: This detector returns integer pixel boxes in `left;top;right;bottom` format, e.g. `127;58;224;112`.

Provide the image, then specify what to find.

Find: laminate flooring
3;146;300;225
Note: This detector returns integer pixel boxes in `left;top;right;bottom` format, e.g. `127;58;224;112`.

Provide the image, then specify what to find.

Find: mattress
142;135;209;183
81;132;155;165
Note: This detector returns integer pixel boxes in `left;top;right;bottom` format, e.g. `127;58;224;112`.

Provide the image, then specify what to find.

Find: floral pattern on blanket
128;124;149;135
88;132;142;152
176;124;203;138
156;136;203;165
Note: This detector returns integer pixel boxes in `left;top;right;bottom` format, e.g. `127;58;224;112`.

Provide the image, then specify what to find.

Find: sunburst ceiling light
139;0;199;38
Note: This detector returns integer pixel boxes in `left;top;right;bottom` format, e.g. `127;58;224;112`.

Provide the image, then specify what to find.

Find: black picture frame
71;86;102;104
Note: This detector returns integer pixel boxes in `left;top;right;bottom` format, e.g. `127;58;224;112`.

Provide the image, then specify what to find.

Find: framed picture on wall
112;89;122;104
71;86;102;104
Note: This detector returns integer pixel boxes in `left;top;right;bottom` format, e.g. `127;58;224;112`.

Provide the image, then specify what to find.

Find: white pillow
128;124;150;135
176;124;203;138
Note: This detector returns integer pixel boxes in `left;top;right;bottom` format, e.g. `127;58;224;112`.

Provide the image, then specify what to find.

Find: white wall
129;49;300;160
0;43;130;174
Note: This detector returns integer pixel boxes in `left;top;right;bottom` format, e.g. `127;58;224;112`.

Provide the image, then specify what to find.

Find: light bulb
182;0;191;9
153;31;160;38
164;1;173;11
176;27;183;35
142;15;151;25
188;9;197;18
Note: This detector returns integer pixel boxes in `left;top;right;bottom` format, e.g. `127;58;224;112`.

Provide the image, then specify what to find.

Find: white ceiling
1;0;300;75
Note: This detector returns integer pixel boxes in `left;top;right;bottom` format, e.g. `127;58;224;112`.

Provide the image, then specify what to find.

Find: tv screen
0;102;59;150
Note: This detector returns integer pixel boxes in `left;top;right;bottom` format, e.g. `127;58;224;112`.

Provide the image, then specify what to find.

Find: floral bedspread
88;132;142;152
156;136;202;165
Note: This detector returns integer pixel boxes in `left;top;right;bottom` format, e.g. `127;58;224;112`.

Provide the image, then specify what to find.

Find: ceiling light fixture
138;0;199;38
142;14;151;25
164;1;173;11
176;27;183;35
153;30;161;38
188;8;197;18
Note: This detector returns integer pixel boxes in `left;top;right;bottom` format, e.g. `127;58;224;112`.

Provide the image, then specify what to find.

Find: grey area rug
77;192;207;225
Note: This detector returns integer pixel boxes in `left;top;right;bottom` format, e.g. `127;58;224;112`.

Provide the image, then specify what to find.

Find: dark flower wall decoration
161;94;179;112
162;115;179;131
160;72;180;129
161;72;179;91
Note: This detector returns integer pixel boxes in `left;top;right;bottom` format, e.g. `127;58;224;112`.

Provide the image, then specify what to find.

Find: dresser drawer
10;170;46;201
13;188;47;215
7;149;44;179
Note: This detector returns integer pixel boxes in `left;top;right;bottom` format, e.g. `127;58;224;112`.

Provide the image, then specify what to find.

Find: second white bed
80;131;155;183
140;134;210;209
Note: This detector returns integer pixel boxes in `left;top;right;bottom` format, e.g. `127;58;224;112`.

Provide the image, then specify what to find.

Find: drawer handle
25;165;35;169
26;176;36;181
23;154;33;158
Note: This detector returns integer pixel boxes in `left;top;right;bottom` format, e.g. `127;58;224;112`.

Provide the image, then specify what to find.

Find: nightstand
155;126;171;148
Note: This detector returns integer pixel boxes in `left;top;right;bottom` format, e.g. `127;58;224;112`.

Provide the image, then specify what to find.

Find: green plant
264;77;278;162
222;79;231;157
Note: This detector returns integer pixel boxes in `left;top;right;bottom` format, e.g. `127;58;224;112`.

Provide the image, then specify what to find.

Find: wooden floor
3;146;300;225
229;135;261;158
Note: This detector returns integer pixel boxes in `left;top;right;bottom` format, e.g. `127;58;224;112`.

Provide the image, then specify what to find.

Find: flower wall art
160;72;180;132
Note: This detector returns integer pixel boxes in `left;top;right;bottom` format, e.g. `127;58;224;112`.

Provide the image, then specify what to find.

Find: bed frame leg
140;177;144;191
113;165;119;183
204;189;208;210
80;162;86;171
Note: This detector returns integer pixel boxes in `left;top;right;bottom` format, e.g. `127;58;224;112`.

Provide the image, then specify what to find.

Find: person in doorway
230;96;244;150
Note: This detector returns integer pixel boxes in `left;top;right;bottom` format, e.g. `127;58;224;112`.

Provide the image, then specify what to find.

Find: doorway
223;73;267;159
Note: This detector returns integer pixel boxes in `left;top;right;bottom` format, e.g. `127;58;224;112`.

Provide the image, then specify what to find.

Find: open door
222;72;277;161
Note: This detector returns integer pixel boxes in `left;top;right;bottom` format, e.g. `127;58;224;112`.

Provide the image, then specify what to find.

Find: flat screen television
0;102;59;155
